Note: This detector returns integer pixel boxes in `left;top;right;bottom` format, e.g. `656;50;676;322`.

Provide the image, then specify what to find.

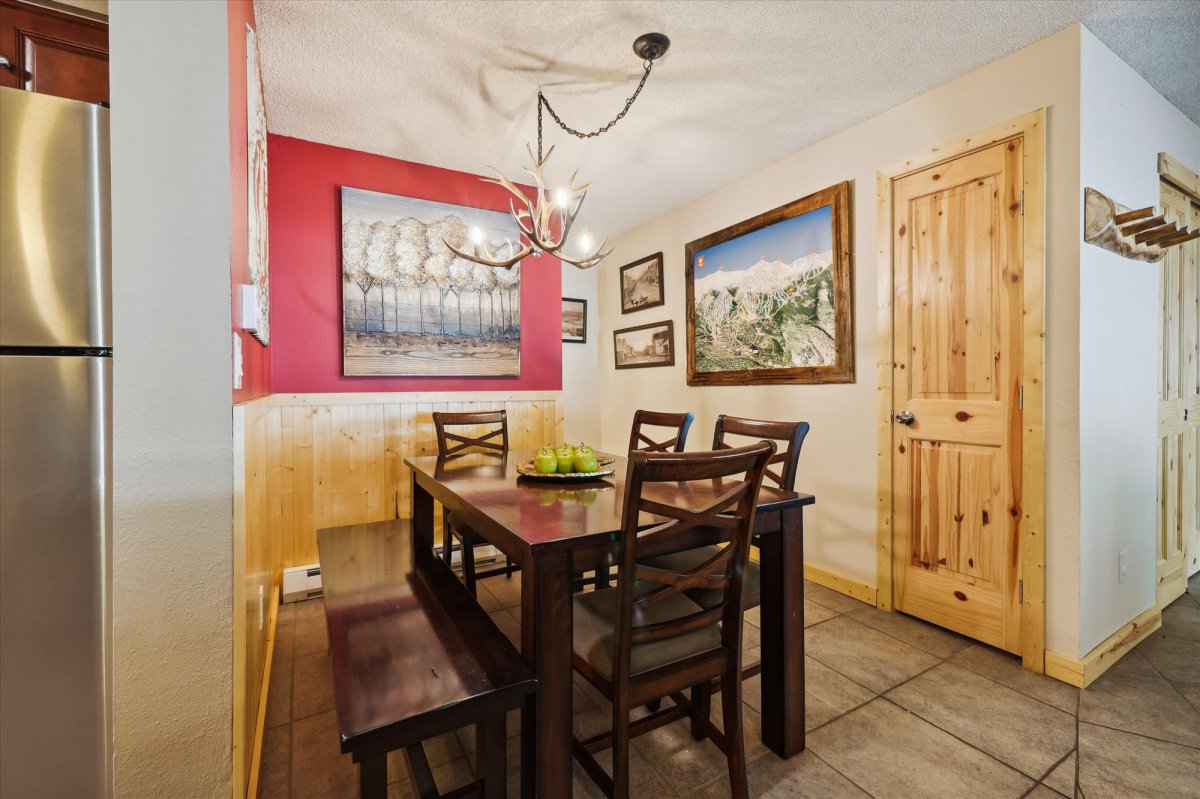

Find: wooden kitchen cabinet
0;1;107;105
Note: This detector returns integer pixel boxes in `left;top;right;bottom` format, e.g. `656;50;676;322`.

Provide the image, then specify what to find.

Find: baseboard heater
282;545;498;603
282;563;323;603
441;543;501;569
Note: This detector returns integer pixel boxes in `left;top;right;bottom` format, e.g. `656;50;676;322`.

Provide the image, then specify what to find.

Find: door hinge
1020;191;1025;216
1019;385;1024;410
1019;579;1024;605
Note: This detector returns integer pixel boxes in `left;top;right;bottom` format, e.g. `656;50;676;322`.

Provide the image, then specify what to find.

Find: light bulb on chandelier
444;33;670;270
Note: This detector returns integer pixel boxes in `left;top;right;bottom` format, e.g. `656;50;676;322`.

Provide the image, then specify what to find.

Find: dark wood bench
317;519;537;799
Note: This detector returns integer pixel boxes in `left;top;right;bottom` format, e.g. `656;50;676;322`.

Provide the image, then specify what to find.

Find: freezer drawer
0;354;111;797
0;87;111;348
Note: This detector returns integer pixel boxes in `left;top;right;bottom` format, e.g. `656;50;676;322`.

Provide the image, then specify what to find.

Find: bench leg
476;713;506;799
358;753;387;799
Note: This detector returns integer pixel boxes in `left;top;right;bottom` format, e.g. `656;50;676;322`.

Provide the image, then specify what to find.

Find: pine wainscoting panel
265;392;564;569
233;397;281;798
232;392;562;794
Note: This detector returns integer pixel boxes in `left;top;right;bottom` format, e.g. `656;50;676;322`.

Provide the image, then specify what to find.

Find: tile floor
258;572;1200;799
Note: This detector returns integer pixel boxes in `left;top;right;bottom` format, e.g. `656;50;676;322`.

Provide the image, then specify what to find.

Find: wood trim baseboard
1044;605;1162;688
804;564;877;606
244;586;281;799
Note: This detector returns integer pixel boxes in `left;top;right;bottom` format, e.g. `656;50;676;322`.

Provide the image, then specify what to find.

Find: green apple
534;446;558;474
573;444;598;474
555;444;576;473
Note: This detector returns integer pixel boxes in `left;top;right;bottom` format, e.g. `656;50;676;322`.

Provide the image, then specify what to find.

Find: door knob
0;55;12;70
895;411;916;426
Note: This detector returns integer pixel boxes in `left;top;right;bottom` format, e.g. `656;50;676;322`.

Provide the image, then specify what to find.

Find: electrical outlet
1118;550;1128;583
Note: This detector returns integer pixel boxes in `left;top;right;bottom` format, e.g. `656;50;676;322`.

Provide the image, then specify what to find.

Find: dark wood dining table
405;451;816;798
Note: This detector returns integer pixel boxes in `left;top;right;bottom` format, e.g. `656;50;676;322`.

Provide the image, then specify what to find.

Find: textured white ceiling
255;0;1199;237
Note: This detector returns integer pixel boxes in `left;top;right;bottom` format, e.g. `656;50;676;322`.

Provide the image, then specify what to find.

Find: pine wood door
891;139;1024;653
1157;175;1200;604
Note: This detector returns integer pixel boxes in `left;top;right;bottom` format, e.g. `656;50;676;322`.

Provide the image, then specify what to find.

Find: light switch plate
239;284;259;331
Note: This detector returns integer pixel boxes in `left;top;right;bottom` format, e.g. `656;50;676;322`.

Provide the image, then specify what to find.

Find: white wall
1077;29;1200;655
561;263;602;445
110;1;235;795
599;27;1085;654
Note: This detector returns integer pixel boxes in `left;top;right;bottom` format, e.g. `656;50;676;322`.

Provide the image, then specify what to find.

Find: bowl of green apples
516;443;617;482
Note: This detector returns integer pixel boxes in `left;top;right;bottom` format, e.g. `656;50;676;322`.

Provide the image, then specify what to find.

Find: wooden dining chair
432;410;518;596
627;409;695;453
638;416;809;677
571;441;775;799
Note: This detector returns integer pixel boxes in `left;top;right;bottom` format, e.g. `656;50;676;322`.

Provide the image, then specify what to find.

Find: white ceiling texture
255;0;1200;238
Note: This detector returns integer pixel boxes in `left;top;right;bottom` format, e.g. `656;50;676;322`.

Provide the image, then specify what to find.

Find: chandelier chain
536;60;654;161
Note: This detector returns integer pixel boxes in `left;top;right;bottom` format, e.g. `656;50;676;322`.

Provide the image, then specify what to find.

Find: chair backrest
627;409;695;454
432;410;509;457
711;414;810;491
613;441;775;682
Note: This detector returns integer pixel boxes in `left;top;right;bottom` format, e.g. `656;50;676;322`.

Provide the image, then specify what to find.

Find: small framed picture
613;320;675;370
619;252;665;314
562;297;587;343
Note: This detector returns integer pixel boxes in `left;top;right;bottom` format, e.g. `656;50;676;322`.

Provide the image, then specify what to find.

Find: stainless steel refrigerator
0;86;112;798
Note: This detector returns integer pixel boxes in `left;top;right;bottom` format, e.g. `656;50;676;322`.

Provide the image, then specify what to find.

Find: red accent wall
229;0;271;402
267;134;562;393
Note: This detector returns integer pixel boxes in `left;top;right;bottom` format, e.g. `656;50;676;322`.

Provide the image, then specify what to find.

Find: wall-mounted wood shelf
1084;187;1199;263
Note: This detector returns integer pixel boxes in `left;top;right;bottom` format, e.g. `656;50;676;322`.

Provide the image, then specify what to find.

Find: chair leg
358;753;387;799
476;713;506;799
645;698;661;713
441;524;454;569
506;556;514;578
612;693;632;799
594;563;611;589
689;681;711;741
461;531;477;596
721;664;749;799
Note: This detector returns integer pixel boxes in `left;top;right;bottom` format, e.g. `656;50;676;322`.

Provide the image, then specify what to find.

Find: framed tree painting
619;252;664;313
685;181;853;385
246;24;270;344
341;186;521;377
613;320;675;370
562;297;587;343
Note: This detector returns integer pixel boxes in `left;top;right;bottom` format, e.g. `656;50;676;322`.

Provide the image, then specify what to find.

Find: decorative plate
516;459;616;483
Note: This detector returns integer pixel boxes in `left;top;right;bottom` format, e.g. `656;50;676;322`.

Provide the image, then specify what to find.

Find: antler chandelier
445;33;670;270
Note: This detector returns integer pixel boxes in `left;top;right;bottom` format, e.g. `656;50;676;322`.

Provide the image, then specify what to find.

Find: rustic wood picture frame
613;319;675;370
619;252;665;314
561;297;587;343
685;181;854;385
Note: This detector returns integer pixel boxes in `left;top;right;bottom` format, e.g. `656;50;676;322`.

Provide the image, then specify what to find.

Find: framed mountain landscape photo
685;181;853;385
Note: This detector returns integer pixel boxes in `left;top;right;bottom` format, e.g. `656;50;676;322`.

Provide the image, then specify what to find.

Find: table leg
410;472;435;555
358;753;387;799
476;713;506;799
520;549;573;798
758;505;805;757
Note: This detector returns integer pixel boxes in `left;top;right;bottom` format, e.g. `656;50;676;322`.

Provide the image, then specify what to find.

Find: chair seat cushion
639;546;761;609
573;587;722;681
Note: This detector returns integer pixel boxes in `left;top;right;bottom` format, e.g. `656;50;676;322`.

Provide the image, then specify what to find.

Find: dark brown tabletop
411;451;814;553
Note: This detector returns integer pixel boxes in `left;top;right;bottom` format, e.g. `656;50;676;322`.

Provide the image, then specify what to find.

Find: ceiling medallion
445;33;670;270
